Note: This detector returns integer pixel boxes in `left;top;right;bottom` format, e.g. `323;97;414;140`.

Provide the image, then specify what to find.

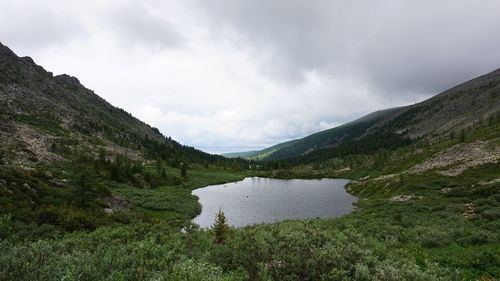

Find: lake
192;177;357;228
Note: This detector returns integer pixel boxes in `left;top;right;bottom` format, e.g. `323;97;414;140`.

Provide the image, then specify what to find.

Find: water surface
193;177;356;228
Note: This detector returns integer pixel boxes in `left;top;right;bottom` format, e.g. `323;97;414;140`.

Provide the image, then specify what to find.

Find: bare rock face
54;74;82;89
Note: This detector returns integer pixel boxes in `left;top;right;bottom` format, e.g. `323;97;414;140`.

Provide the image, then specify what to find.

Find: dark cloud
197;0;500;95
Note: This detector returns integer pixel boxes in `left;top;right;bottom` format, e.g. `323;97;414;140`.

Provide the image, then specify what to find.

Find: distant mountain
222;150;262;159
0;42;232;167
230;68;500;161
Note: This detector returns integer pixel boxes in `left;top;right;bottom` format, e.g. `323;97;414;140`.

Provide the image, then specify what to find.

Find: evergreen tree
155;158;162;174
181;163;187;177
75;174;93;207
213;208;229;244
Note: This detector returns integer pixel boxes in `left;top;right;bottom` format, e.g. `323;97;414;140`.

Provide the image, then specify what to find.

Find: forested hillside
230;69;500;162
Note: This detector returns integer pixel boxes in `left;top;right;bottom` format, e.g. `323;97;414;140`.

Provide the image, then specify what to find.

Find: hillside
231;69;500;161
1;43;499;280
0;42;248;236
0;42;239;168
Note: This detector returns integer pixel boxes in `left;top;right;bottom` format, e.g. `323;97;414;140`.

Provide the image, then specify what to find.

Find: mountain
230;68;500;161
0;42;248;234
224;107;409;160
0;41;234;167
223;139;301;160
222;150;262;159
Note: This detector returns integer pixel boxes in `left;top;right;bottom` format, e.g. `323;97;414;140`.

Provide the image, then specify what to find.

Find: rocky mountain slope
0;42;251;238
0;42;230;167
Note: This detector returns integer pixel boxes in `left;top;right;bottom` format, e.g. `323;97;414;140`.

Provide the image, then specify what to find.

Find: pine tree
75;173;92;207
156;158;163;175
181;162;187;177
213;208;229;244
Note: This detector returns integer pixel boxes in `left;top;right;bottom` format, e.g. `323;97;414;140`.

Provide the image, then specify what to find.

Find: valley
0;41;499;281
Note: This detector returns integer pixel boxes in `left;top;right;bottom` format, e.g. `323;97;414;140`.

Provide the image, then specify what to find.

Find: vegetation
213;209;229;244
2;131;499;280
1;42;499;280
2;162;498;280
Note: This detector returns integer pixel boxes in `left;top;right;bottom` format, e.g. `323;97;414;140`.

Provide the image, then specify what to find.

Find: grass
109;165;249;220
1;125;500;280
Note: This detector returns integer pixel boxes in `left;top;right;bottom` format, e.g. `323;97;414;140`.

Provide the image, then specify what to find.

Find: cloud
104;4;185;50
197;0;500;95
2;0;500;153
0;0;86;51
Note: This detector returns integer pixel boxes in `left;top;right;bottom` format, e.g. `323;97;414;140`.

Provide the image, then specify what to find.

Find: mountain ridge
0;41;237;168
226;67;500;161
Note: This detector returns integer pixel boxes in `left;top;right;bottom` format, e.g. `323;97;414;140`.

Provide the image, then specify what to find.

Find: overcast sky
2;0;500;153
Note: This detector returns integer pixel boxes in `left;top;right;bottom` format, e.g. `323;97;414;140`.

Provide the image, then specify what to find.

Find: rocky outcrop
407;140;500;176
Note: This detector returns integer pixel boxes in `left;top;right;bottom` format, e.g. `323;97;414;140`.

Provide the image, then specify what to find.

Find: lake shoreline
192;177;357;228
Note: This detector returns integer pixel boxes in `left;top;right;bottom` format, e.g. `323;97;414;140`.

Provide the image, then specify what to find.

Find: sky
1;0;500;154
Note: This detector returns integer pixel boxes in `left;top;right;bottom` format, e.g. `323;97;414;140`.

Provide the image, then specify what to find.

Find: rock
478;178;500;186
390;195;413;202
49;179;65;187
407;140;500;176
101;196;131;215
44;171;53;179
54;74;82;88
